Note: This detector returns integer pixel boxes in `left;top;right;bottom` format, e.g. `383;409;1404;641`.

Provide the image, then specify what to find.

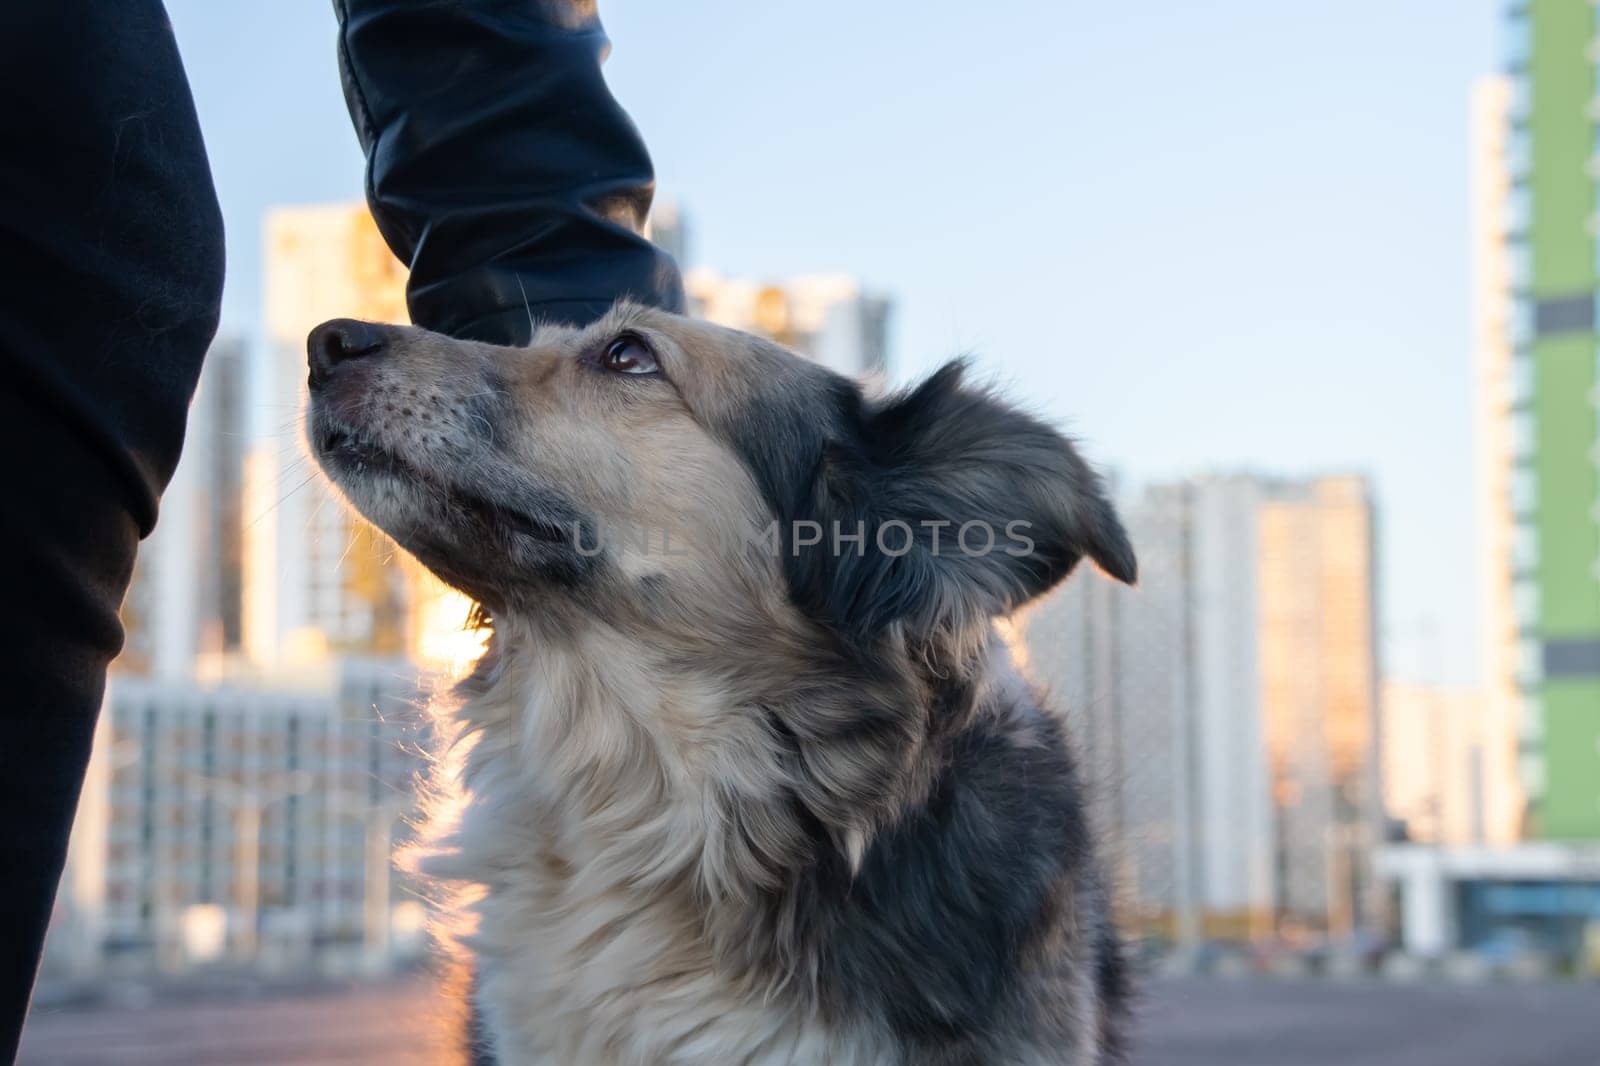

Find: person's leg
335;0;685;343
0;3;223;1056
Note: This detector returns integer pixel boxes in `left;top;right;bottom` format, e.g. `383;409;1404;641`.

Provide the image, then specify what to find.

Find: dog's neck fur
417;607;995;1064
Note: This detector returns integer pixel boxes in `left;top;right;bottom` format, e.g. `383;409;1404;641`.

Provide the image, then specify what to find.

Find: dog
306;302;1136;1065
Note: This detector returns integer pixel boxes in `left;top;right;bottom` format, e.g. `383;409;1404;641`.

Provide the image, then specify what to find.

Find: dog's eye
601;334;659;375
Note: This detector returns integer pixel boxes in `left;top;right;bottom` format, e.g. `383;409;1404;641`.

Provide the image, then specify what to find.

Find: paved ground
1135;977;1596;1066
17;975;1599;1064
18;978;456;1066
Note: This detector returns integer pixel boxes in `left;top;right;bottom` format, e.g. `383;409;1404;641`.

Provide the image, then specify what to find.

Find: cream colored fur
417;612;914;1065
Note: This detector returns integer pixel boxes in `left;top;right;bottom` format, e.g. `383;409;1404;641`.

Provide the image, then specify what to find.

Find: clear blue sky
166;1;1501;683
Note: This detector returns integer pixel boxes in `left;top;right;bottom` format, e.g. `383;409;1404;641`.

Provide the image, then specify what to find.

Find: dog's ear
790;360;1134;645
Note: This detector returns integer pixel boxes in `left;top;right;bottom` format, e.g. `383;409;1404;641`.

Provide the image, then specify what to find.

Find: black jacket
335;0;684;343
0;2;680;1057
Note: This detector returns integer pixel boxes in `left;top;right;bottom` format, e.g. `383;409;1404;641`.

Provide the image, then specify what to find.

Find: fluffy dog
306;303;1136;1065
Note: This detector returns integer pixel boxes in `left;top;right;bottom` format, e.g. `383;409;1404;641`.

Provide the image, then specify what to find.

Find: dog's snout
307;318;387;389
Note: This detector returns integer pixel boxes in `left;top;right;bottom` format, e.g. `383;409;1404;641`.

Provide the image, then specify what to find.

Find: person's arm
333;0;685;343
0;3;224;1057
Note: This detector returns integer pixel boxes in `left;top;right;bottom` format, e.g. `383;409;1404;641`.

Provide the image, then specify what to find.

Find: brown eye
601;333;659;375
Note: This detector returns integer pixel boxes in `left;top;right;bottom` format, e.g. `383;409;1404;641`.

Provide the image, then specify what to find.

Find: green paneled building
1507;0;1600;838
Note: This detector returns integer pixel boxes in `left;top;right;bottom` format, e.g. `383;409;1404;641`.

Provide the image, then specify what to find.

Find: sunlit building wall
647;203;890;381
120;337;248;679
686;267;892;382
250;204;473;672
1382;683;1492;846
1469;73;1529;846
1257;476;1380;934
1493;0;1600;840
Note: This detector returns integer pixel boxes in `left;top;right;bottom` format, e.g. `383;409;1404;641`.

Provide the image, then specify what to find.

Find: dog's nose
307;318;386;389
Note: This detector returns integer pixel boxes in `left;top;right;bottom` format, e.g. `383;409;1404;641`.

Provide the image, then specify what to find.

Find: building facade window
1509;464;1538;515
1504;6;1531;71
1517;637;1545;687
1509;241;1533;291
1534;293;1597;335
1509;71;1532;124
1510;353;1536;405
1507;183;1531;238
1508;127;1532;181
1518;751;1545;798
1543;638;1600;677
1510;409;1538;459
1513;578;1541;627
1512;520;1540;572
1516;694;1542;742
1511;300;1534;348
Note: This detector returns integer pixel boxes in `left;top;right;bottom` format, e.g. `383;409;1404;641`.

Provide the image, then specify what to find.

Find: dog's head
306;303;1133;654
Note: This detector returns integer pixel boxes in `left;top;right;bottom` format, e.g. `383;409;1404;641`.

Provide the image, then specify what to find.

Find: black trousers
0;2;679;1058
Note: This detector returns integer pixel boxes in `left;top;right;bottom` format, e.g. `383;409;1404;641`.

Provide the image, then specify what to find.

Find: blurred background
18;1;1600;1063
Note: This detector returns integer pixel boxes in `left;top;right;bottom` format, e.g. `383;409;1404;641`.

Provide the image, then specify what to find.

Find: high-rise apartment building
249;205;473;672
1187;477;1278;931
1021;483;1200;938
48;662;429;978
120;336;248;679
1471;72;1531;848
1256;476;1381;933
1486;1;1600;839
1374;11;1600;960
686;268;892;381
1022;473;1379;939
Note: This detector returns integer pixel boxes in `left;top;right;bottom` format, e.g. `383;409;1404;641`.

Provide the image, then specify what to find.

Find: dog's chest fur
420;620;1121;1066
425;628;898;1065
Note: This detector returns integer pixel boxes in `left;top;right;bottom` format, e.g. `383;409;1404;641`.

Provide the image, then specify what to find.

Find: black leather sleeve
333;0;685;344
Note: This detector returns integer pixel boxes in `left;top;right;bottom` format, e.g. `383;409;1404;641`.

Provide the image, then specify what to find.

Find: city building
1377;844;1600;966
1382;683;1492;846
120;336;248;679
248;204;475;672
1493;0;1600;839
646;202;892;382
1021;473;1379;942
1375;5;1600;968
1257;476;1381;935
1020;482;1200;941
46;661;431;979
686;267;892;381
1186;477;1278;933
1470;71;1531;848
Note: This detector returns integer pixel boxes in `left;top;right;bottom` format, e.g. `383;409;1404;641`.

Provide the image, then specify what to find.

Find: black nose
307;318;386;389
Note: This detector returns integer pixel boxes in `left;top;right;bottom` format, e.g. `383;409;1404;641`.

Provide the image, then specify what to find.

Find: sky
165;0;1501;683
